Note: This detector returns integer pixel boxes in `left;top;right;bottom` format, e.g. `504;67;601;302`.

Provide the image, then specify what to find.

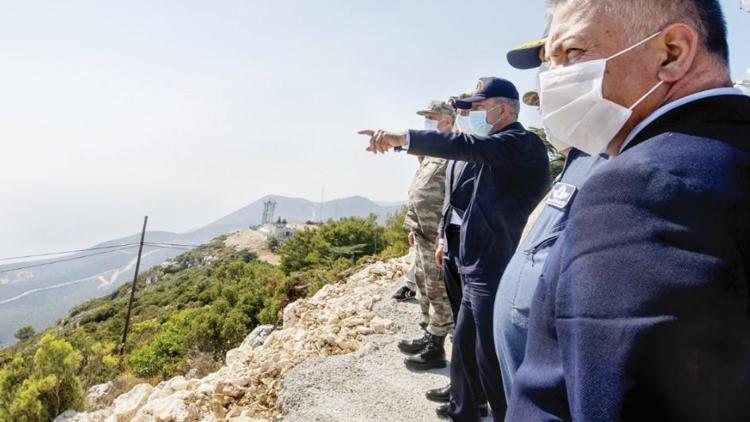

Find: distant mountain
0;195;402;346
198;195;402;238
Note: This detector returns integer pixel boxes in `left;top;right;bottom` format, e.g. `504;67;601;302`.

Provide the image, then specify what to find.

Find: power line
144;242;201;248
0;245;138;275
144;244;194;251
144;242;201;249
0;243;140;263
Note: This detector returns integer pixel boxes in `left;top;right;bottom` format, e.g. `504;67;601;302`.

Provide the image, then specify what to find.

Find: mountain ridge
0;195;403;347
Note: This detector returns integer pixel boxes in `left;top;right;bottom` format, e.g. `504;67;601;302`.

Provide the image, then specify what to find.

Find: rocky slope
56;256;452;421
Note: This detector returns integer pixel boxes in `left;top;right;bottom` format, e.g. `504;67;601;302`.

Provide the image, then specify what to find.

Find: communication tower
262;200;277;225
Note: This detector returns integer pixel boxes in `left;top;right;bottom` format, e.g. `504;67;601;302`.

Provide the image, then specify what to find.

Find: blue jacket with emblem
408;122;551;276
492;149;609;397
508;94;750;422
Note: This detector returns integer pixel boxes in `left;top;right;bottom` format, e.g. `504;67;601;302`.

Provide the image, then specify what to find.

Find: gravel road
280;281;494;422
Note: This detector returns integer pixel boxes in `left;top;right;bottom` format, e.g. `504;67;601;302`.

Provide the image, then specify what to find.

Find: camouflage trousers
405;247;417;291
413;233;453;337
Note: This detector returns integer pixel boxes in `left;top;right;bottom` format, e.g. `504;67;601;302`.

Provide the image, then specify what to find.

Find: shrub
13;327;35;342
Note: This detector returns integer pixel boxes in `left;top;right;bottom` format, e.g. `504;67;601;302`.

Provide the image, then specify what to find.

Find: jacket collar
624;95;750;154
491;121;524;136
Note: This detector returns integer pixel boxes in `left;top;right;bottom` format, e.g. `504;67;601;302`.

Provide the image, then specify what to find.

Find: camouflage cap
523;91;540;107
416;100;456;117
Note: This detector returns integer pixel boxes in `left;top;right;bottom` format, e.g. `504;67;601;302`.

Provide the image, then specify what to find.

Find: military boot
425;383;451;403
404;333;447;370
397;332;430;354
436;403;490;419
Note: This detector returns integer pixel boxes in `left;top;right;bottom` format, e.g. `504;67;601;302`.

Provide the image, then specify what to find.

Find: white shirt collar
620;87;745;152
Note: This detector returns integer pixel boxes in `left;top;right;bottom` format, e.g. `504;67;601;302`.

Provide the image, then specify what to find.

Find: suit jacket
437;159;475;243
508;94;750;422
408;122;551;276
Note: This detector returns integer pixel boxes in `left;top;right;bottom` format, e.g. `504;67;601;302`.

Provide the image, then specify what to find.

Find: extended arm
407;129;528;167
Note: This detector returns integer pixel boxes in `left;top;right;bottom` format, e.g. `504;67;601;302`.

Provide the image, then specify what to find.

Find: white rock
239;324;275;349
293;328;307;342
196;382;214;395
164;376;189;393
85;381;114;411
54;410;87;422
370;316;393;332
282;302;298;326
356;327;374;336
225;348;247;367
110;383;154;422
344;317;366;327
228;376;252;387
199;414;219;422
135;391;197;421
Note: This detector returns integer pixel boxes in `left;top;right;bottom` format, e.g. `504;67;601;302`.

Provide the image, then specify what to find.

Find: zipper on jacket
523;232;562;260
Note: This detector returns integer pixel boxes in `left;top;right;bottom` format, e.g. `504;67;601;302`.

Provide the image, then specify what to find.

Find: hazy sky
2;1;749;259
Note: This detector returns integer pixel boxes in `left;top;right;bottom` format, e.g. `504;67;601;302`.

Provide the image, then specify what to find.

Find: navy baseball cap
457;77;519;109
507;26;549;70
507;37;546;69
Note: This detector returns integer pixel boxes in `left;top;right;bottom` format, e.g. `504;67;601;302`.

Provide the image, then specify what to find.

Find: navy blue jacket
438;160;476;242
508;94;750;422
408;122;551;276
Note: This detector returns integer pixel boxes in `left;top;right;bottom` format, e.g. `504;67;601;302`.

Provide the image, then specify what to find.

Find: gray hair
547;0;729;64
498;97;520;120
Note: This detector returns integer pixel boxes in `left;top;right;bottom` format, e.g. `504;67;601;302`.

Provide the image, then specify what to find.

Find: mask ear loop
485;102;508;129
607;31;662;61
629;80;665;110
604;31;665;111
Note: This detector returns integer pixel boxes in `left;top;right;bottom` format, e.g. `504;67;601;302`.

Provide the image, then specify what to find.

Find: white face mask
536;62;571;153
424;118;439;131
455;114;472;134
539;31;664;155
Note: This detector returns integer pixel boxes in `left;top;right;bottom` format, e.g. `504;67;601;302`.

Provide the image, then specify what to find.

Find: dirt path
279;280;494;421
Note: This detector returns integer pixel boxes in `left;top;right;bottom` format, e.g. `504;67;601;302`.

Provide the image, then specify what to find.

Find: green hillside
0;213;408;422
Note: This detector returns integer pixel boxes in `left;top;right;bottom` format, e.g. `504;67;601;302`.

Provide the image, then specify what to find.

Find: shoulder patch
546;182;577;209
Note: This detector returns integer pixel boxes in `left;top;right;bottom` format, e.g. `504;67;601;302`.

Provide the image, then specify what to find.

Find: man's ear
657;23;699;83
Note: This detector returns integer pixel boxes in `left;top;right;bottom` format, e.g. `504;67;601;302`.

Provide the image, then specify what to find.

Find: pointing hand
357;130;408;154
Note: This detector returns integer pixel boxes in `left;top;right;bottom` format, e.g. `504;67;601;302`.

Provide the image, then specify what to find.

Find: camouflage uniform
404;156;453;336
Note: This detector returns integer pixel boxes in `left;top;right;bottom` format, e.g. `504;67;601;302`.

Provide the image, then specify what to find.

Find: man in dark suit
359;77;551;421
423;97;480;407
508;1;750;421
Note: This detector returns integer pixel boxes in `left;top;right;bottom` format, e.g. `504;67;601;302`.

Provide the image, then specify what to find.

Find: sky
1;0;749;259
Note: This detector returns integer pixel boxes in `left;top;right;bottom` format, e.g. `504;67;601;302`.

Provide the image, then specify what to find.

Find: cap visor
507;43;544;70
457;95;487;106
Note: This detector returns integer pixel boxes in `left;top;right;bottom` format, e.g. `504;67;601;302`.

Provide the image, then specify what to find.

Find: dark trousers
443;225;463;323
444;226;498;420
449;271;507;421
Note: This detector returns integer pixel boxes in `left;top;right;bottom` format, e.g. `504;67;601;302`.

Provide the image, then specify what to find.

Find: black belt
446;224;461;233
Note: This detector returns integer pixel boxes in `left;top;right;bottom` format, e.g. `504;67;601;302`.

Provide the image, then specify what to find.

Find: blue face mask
468;104;502;136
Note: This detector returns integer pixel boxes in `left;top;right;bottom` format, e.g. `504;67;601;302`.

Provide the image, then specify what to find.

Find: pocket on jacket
462;205;498;266
510;230;563;320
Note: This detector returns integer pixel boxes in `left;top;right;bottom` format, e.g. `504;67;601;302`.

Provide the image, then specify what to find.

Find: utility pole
319;185;326;223
119;216;148;356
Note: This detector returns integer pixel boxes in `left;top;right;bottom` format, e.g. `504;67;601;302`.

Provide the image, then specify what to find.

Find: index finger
357;130;375;136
